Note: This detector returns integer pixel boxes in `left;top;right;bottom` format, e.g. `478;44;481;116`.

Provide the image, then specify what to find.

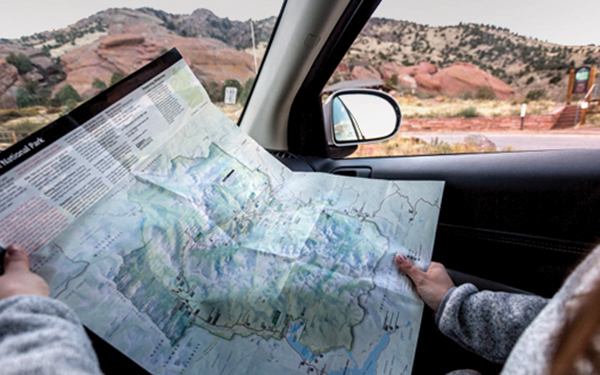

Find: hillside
334;18;600;100
0;8;276;109
1;8;599;111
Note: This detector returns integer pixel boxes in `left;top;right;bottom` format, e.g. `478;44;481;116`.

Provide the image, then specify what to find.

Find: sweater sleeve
0;295;103;375
436;283;549;364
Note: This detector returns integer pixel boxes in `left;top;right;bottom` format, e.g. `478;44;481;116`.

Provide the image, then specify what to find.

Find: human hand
395;254;455;312
0;245;50;301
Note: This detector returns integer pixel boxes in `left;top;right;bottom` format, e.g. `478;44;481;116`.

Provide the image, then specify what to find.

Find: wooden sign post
580;65;596;125
567;69;575;105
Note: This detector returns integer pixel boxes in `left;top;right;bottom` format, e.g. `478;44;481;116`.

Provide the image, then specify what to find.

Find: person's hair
550;278;600;375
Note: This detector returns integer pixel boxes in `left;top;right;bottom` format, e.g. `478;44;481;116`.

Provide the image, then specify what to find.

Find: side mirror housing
323;89;402;153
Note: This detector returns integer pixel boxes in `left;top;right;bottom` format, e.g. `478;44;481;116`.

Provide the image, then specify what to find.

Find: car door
289;148;600;374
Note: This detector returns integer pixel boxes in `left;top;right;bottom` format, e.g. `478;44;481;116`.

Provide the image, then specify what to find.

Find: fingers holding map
0;50;444;375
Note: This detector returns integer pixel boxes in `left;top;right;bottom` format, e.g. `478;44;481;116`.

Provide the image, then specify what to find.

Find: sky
2;0;599;46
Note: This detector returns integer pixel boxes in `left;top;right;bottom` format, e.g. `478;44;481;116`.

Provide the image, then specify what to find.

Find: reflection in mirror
332;93;399;143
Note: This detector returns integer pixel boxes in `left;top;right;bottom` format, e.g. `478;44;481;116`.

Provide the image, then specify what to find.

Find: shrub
54;84;81;105
456;106;479;118
220;79;243;103
16;88;35;108
238;77;255;107
0;107;39;123
110;72;125;86
92;78;107;90
526;89;548;101
475;86;496;100
6;53;33;74
7;120;41;133
203;81;220;103
549;75;562;85
461;91;474;100
62;99;78;114
386;74;399;87
526;77;534;85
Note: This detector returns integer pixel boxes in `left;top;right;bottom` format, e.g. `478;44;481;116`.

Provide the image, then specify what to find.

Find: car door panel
276;148;600;374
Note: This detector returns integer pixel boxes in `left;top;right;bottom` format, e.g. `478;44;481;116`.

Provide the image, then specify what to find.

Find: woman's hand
396;254;455;312
0;245;50;301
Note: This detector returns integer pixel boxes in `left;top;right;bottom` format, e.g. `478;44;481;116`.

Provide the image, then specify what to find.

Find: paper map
0;51;444;375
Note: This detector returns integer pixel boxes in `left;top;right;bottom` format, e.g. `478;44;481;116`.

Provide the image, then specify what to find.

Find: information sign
224;86;237;104
573;67;591;94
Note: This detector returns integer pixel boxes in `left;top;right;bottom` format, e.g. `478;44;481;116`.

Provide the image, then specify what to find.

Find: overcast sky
2;0;599;46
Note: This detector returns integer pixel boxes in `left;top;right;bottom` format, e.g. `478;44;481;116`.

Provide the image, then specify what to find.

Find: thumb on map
395;254;424;285
4;244;30;274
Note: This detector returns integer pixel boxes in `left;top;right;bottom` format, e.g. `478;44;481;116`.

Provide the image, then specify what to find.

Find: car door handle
331;167;372;178
446;268;535;296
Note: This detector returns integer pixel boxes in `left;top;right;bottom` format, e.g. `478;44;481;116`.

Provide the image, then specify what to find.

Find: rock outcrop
435;63;514;99
333;60;515;99
351;65;382;80
0;42;63;108
57;26;256;96
0;59;25;109
0;42;60;78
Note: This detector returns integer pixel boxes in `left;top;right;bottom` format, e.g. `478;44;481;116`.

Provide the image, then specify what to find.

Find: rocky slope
332;18;600;100
336;60;515;99
2;8;599;109
0;42;63;109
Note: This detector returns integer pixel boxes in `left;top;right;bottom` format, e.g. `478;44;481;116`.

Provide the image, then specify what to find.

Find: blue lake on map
286;322;391;375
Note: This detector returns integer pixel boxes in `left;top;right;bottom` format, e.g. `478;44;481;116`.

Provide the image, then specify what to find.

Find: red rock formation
100;34;146;48
336;62;351;74
351;65;382;80
392;61;514;99
56;25;257;96
379;62;403;82
436;63;514;99
0;59;25;109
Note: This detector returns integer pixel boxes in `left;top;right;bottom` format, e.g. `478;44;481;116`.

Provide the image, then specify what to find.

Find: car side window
325;9;600;158
0;4;281;149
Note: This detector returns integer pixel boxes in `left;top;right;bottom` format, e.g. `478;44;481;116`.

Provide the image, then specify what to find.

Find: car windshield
0;1;283;148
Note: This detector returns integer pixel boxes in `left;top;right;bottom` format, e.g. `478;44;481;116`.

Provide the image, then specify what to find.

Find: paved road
400;131;600;151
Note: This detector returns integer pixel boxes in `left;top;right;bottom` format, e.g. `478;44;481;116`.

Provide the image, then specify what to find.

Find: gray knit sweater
0;295;102;375
438;245;600;375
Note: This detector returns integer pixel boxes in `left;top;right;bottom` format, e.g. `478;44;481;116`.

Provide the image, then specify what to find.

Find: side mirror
323;89;402;147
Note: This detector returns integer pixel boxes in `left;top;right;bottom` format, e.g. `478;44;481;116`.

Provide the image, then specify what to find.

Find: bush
549;75;562;85
386;74;399;87
526;77;534;85
54;84;81;105
205;81;221;103
220;79;243;103
526;89;548;101
475;86;496;100
456;106;479;118
110;72;125;86
92;78;107;90
6;120;41;133
6;53;33;74
0;108;32;123
461;91;474;100
62;99;78;114
16;88;35;108
238;77;255;107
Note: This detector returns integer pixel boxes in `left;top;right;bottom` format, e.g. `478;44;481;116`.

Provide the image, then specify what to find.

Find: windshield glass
0;1;282;148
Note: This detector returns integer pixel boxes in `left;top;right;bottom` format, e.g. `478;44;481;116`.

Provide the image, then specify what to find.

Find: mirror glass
332;93;399;143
